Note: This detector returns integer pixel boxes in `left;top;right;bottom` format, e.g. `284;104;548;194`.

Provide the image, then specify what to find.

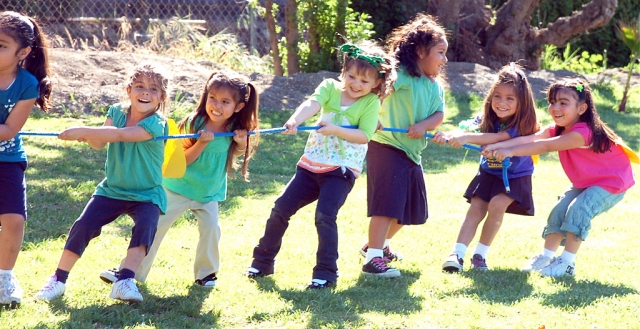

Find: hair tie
575;84;584;93
509;62;525;80
340;44;386;77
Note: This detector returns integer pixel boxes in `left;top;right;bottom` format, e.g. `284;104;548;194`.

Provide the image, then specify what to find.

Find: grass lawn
1;90;639;328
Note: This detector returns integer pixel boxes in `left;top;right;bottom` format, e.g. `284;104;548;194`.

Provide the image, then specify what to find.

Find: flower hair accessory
340;44;385;76
575;84;584;93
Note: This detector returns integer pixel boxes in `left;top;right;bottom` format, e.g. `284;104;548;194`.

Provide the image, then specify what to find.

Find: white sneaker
35;275;66;301
442;253;464;273
99;268;119;284
109;278;143;303
538;257;575;277
522;254;552;272
0;272;23;306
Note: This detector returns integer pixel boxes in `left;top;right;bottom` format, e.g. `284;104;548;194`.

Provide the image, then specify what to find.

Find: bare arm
433;130;511;149
407;111;444;139
483;126;553;152
0;99;35;140
282;99;322;135
59;118;153;150
490;131;586;161
183;130;213;165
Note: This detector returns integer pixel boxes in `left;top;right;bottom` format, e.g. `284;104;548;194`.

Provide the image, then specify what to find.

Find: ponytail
23;18;52;112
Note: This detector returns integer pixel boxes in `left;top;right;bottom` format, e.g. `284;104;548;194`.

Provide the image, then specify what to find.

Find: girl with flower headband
246;40;396;289
484;77;636;277
99;69;259;288
0;11;52;308
359;13;447;278
433;63;539;273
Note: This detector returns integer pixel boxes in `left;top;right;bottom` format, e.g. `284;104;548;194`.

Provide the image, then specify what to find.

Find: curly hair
338;40;397;99
386;13;447;78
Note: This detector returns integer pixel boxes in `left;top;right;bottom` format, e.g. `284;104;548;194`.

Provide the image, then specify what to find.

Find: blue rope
18;125;511;191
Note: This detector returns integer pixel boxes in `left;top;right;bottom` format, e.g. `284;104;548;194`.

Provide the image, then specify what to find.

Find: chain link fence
2;0;273;55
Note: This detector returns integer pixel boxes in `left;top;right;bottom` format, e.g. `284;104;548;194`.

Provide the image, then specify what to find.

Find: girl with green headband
246;40;395;289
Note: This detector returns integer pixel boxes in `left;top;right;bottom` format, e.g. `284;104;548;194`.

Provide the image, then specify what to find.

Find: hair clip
575;84;584;93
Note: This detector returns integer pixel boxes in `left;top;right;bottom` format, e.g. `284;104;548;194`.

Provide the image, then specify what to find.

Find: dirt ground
48;48;639;115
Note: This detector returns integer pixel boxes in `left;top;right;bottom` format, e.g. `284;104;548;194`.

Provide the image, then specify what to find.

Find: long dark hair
0;11;52;112
547;78;620;153
179;70;260;181
386;13;447;78
479;63;539;136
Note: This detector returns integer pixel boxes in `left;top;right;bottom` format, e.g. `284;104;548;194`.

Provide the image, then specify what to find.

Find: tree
285;0;299;75
265;0;284;76
442;0;619;70
615;13;640;112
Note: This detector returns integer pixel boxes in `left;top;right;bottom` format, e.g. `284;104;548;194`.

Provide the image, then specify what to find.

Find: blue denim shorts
542;185;625;244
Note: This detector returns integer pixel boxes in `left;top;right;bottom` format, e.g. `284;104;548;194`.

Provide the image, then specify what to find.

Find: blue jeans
543;185;625;245
251;166;355;282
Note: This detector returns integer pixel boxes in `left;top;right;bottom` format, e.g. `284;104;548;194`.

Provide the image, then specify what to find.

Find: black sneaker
99;268;119;284
195;273;217;288
245;267;268;279
306;279;335;290
442;254;464;273
362;257;401;278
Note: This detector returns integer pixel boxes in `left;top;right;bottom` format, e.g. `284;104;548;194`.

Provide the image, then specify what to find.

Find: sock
383;239;391;248
542;248;556;258
560;250;576;264
365;248;384;263
474;243;490;258
55;268;70;284
117;268;135;281
0;269;13;275
452;243;467;259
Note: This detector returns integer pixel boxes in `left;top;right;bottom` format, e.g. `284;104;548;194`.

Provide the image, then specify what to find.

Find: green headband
340;44;385;76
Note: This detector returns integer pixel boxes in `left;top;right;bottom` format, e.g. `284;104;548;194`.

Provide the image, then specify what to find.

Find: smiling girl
35;62;170;303
484;78;635;277
434;63;539;273
246;41;395;289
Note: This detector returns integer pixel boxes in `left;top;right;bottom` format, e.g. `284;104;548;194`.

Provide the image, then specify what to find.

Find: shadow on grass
249;270;422;328
39;284;218;328
540;278;637;308
458;268;534;304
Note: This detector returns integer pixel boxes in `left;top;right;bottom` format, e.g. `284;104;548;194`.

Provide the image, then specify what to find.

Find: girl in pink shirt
484;78;636;277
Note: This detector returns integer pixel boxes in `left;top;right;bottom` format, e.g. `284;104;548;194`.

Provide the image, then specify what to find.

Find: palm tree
615;14;640;113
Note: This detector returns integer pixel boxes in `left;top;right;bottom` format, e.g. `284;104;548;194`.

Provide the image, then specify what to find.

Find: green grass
2;91;639;328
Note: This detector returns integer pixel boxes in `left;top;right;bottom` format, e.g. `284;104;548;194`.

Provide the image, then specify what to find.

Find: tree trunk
265;0;283;76
334;0;348;70
428;0;464;29
285;0;299;75
455;0;618;70
307;1;320;58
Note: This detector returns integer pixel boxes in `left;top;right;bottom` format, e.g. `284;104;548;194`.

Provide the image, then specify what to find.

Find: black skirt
463;167;534;216
366;141;428;225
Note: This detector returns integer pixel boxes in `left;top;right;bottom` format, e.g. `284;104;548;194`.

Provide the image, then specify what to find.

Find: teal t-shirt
163;116;231;203
372;69;445;164
94;104;168;213
0;67;39;162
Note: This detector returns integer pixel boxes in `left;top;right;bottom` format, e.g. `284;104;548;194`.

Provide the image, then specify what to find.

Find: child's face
205;86;245;124
126;74;164;116
343;66;381;101
0;31;30;72
491;83;518;122
547;89;587;128
417;38;448;78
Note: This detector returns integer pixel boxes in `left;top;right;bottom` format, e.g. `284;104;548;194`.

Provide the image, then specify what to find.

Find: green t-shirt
372;69;445;164
94;104;168;213
163;116;231;203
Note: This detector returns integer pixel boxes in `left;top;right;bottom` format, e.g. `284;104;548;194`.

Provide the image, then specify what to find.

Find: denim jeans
543;185;625;245
251;166;355;282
